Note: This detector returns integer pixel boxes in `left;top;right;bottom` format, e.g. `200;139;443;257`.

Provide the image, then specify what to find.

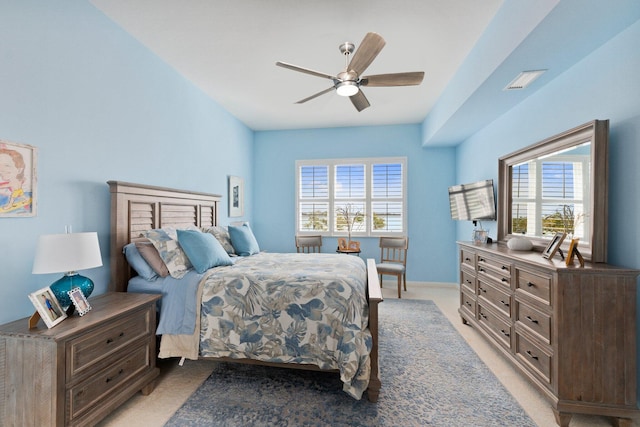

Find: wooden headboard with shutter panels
108;180;221;292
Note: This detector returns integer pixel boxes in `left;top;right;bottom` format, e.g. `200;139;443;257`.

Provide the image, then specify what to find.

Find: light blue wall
253;125;458;283
0;1;253;324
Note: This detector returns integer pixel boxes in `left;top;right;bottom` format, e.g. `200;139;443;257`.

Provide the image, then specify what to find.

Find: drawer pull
465;257;471;262
500;300;509;307
527;282;535;287
501;329;510;337
501;278;508;283
466;280;472;285
479;287;486;293
480;312;487;319
106;368;125;383
465;301;472;307
525;315;539;324
479;268;485;273
106;332;125;344
525;350;539;361
501;266;508;270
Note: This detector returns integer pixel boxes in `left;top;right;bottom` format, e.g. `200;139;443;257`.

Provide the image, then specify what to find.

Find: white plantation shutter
511;156;588;238
296;158;406;235
298;165;329;231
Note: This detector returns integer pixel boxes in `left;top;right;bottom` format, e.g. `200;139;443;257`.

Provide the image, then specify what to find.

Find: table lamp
32;232;102;308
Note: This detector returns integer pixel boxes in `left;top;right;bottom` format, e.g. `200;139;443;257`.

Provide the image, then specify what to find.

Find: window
296;157;406;235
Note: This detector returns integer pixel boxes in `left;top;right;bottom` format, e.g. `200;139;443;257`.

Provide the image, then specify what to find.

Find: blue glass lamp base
49;273;94;308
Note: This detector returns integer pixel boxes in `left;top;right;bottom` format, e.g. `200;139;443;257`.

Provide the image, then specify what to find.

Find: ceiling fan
276;32;424;112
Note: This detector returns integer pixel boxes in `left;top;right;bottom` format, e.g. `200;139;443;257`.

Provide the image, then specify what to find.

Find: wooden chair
295;235;322;253
377;236;408;298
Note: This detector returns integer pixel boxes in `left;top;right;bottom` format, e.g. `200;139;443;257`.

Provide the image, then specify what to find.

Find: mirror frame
497;120;609;263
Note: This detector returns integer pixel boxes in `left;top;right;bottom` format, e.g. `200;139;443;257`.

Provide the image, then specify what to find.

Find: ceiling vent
504;70;546;90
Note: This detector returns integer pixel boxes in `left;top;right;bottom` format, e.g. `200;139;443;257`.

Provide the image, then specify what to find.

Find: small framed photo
565;238;585;267
68;287;92;316
542;232;566;260
28;286;67;328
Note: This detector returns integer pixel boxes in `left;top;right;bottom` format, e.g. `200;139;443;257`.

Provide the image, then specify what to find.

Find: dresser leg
140;379;157;396
552;409;572;427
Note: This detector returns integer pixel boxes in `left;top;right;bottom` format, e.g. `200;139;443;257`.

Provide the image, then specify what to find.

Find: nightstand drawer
67;343;151;422
67;307;153;382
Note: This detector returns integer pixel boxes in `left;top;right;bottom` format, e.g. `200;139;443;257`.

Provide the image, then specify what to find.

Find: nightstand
0;292;160;427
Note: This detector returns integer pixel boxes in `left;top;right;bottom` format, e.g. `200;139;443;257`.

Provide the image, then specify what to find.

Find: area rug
164;299;535;426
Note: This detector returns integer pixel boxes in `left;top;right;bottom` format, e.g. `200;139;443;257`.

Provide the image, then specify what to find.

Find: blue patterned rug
164;299;535;426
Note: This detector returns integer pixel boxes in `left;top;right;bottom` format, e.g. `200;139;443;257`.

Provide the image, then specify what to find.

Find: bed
107;180;383;401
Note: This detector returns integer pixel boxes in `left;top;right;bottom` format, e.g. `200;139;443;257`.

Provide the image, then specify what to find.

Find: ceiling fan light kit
276;32;424;111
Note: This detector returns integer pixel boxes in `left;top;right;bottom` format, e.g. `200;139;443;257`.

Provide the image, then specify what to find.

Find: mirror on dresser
497;120;609;263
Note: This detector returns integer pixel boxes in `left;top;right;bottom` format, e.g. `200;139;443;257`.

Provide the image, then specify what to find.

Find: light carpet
164;299;535;426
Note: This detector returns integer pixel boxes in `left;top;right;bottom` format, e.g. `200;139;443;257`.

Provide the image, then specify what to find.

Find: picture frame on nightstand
68;287;92;316
28;286;67;328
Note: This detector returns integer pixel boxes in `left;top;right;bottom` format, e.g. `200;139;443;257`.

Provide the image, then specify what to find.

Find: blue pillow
228;224;260;256
177;229;233;273
123;243;158;281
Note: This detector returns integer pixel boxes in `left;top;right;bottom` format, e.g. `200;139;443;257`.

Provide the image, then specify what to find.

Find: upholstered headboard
108;181;221;292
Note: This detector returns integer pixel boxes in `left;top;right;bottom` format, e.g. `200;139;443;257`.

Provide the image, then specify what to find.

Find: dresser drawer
460;288;476;319
516;333;552;385
478;304;512;349
516;268;551;304
67;343;152;422
477;255;511;288
460;269;476;293
516;300;551;344
461;248;476;270
478;278;511;317
67;307;153;383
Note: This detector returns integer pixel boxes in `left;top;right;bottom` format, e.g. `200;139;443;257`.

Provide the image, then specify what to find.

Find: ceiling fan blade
348;32;386;76
295;86;335;104
276;61;336;80
350;90;370;112
361;71;425;87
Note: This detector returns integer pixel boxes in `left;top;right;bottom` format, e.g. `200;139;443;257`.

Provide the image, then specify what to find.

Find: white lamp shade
33;232;103;274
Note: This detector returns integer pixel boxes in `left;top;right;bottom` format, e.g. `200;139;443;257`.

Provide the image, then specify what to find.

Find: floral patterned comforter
198;252;372;399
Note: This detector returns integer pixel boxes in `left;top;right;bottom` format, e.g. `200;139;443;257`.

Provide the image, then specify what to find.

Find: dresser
458;241;639;427
0;292;160;427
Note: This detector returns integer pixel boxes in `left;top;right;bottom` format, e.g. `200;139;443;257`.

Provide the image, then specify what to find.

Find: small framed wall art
228;175;244;217
542;232;566;260
0;140;37;217
68;287;92;316
28;286;67;328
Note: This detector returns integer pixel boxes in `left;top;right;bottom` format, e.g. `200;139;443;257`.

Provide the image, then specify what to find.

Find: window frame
295;157;407;236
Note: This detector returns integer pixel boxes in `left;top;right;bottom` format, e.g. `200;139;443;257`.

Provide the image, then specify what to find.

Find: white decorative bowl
507;237;533;251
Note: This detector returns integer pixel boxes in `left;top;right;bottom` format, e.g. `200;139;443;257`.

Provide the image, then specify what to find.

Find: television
448;179;496;221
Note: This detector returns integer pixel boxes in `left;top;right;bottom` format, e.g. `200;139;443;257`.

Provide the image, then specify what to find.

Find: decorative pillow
228;223;260;256
142;229;192;279
123;243;158;281
135;240;170;278
203;226;236;255
177;229;233;273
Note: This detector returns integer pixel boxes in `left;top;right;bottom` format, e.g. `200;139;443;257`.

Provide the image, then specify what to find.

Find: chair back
379;236;408;266
296;235;322;253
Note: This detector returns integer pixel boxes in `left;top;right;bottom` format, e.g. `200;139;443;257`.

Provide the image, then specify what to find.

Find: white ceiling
89;0;503;131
